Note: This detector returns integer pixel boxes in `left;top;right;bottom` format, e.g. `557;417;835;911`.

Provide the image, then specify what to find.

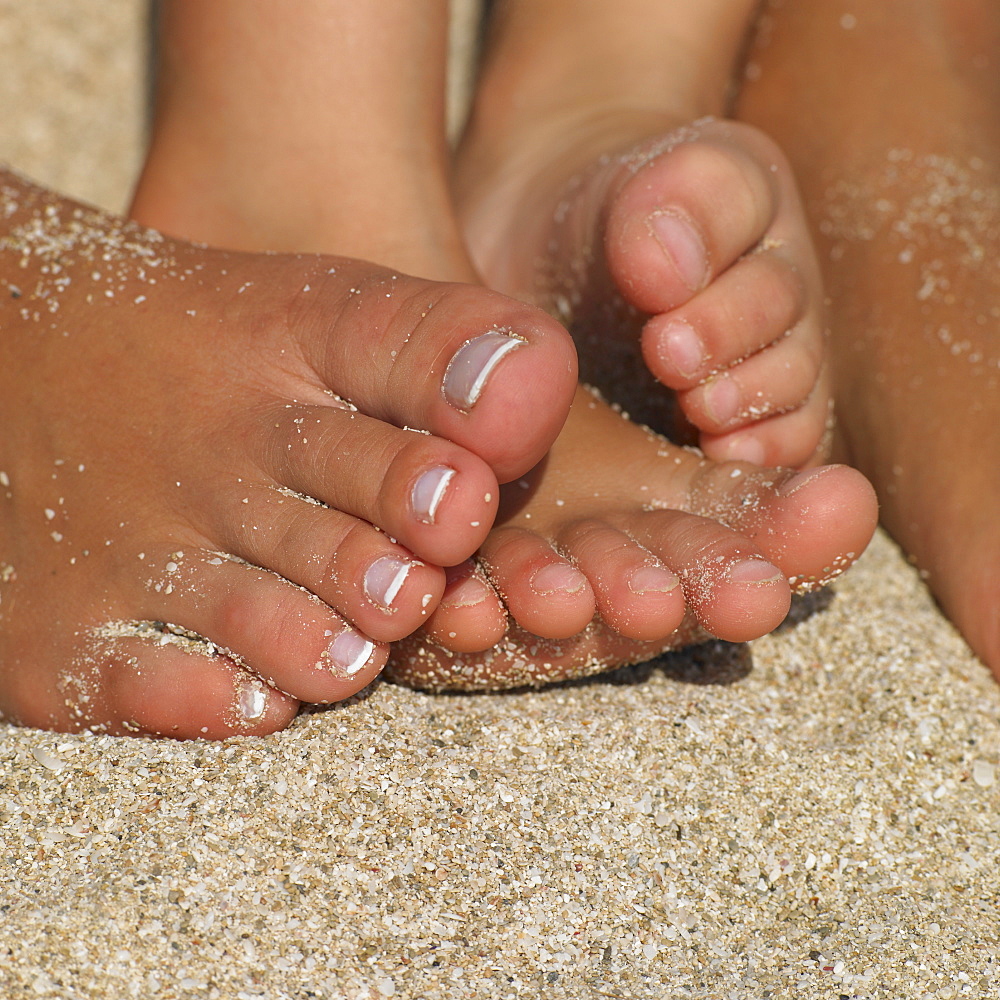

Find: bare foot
737;0;1000;674
0;171;575;736
128;0;876;694
391;388;877;691
457;102;831;468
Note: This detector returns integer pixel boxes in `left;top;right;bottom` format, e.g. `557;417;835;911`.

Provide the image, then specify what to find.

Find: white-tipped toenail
730;558;784;585
628;565;680;595
327;628;375;676
411;466;455;524
364;556;412;610
530;562;588;596
238;680;267;721
442;330;523;411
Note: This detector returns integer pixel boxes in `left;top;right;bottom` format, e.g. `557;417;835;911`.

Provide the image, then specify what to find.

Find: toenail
723;435;766;466
411;466;455;524
364;555;412;610
647;210;709;291
530;561;588;596
326;628;376;676
238;680;268;721
439;574;491;609
658;320;706;379
703;376;741;425
628;565;680;595
730;558;784;585
442;330;523;411
776;467;832;496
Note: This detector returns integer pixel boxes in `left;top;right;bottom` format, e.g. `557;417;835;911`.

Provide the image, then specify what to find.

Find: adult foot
737;0;1000;675
0;172;575;736
457;48;830;468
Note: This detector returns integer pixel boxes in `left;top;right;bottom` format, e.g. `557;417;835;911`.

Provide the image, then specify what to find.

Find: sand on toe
2;4;1000;998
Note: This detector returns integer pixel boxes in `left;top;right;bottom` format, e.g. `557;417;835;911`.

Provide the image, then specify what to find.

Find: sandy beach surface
3;3;1000;998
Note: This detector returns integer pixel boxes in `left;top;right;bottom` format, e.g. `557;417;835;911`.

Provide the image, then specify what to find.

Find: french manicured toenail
411;466;455;524
327;628;375;676
730;558;784;585
364;555;412;610
238;680;267;721
647;210;709;291
703;376;740;425
659;320;705;378
530;562;588;596
628;565;680;595
439;575;491;609
442;330;523;411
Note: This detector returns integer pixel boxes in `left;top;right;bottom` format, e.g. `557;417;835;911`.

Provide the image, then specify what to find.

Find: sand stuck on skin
2;3;999;998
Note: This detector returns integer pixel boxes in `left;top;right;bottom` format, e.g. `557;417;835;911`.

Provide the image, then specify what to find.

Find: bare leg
738;0;1000;674
133;0;878;690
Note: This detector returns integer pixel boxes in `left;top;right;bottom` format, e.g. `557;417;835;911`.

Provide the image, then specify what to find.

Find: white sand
2;3;999;998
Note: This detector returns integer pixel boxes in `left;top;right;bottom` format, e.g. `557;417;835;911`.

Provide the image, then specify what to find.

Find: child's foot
0;172;576;737
737;0;1000;676
389;386;877;690
128;0;876;696
458;109;831;468
135;133;876;696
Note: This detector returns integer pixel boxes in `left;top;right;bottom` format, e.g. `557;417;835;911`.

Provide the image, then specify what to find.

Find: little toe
700;370;834;468
555;520;685;641
478;527;596;639
97;638;300;739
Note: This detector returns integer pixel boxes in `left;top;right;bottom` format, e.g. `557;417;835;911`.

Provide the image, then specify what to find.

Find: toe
420;560;509;652
98;638;300;739
139;549;388;705
619;508;791;643
685;462;879;592
680;339;823;440
555;519;685;641
605;122;784;315
259;402;499;567
641;244;815;389
700;369;834;468
288;262;578;482
207;484;448;642
478;526;597;639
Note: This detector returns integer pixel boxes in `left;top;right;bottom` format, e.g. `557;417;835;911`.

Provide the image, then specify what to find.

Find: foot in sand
0;170;575;737
738;0;1000;675
129;0;877;697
